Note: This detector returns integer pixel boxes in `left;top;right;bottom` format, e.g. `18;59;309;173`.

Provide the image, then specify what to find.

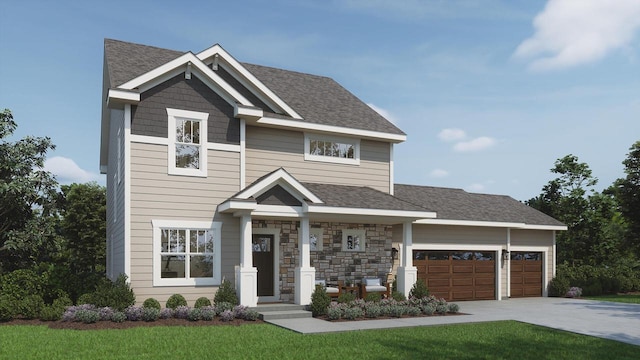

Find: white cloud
466;183;485;192
438;128;467;142
367;103;399;125
453;136;496;152
44;156;101;184
429;169;449;178
514;0;640;71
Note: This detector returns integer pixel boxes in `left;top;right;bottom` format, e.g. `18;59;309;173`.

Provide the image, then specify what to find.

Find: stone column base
236;266;258;307
294;267;316;305
397;266;417;298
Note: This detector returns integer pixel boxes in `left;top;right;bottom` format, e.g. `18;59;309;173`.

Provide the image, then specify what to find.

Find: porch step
253;303;311;320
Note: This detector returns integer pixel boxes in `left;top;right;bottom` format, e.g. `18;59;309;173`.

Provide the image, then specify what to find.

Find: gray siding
245;126;391;193
131;74;240;145
106;109;125;280
128;142;241;305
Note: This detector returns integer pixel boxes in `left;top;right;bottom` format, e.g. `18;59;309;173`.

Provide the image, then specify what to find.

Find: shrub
409;280;429;299
549;276;570;297
244;309;260;321
388;305;404;318
406;306;421;317
143;298;161;310
448;303;460;313
343;307;363;320
124;306;144;321
435;304;448;315
364;304;382;318
80;274;135;311
111;311;127;323
52;294;73;310
142;308;160;322
194;297;212;308
220;310;234;322
215;302;234;315
159;308;174;319
365;293;382;302
166;294;187;309
0;269;46;303
0;296;14;322
187;308;202;321
62;304;96;322
337;292;356;304
77;293;93;306
75;309;100;324
214;279;239;306
200;308;216;321
309;285;331;317
233;305;249;319
422;303;436;315
98;307;115;321
327;306;342;320
565;287;583;298
39;305;62;321
391;291;406;301
174;305;190;319
19;295;45;319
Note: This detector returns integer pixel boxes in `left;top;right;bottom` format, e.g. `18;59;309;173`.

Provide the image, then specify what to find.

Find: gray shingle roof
103;39;403;136
302;183;429;212
394;184;565;226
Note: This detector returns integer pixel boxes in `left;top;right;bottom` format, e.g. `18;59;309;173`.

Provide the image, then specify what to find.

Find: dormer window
304;133;360;165
167;108;208;177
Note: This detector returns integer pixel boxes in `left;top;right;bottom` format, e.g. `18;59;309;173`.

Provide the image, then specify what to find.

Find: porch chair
360;277;391;299
315;279;342;299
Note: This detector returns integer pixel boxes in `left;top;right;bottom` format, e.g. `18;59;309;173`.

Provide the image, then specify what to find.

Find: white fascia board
415;219;525;228
236;168;323;204
117;52;253;107
519;224;568;231
197;45;303;119
218;200;257;213
257;116;407;143
100;165;108;174
306;205;436;219
108;89;140;104
235;104;264;120
252;205;304;217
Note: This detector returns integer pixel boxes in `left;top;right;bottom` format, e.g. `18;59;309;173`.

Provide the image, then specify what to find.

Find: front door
252;234;274;297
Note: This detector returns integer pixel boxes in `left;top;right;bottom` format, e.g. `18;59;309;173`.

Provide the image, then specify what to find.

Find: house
100;39;566;307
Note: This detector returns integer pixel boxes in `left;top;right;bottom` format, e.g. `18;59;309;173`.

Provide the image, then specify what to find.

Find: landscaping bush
555;262;640;296
435;303;448;315
19;294;45;319
187;308;202;321
159;308;174;319
0;296;14;322
62;304;96;322
549;276;570;297
39;305;62;321
194;297;212;308
309;285;331;316
388;305;404;318
75;309;100;324
409;280;429;299
77;293;93;306
142;307;160;322
111;311;126;323
565;287;582;298
214;279;239;306
406;306;421;317
343;307;363;320
364;304;382;318
422;303;436;315
174;305;190;319
143;298;161;309
233;305;249;319
220;310;234;322
166;294;187;309
215;302;234;315
79;274;135;311
124;306;144;321
337;292;356;304
243;309;260;321
327;305;342;320
98;307;115;321
448;303;460;313
200;307;216;321
365;293;382;302
391;291;406;301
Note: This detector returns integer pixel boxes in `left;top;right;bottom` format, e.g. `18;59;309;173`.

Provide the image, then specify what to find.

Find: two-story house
101;39;566;307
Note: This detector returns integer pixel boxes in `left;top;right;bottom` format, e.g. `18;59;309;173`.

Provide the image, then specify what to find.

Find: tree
612;141;640;257
0;109;60;273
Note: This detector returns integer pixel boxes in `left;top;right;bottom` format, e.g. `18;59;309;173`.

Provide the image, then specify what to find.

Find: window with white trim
167;108;208;177
304;133;360;165
152;220;222;286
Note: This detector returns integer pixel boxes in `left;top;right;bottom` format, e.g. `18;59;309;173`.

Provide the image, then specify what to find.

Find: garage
510;252;543;297
414;250;496;301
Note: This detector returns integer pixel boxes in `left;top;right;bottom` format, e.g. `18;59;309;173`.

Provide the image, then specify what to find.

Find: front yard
583;294;640;304
1;321;637;359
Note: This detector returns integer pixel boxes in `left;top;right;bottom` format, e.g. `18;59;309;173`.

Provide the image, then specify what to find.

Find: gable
255;185;303;206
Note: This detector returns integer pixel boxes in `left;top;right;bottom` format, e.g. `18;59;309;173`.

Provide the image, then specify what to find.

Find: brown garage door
414;250;496;301
510;252;542;297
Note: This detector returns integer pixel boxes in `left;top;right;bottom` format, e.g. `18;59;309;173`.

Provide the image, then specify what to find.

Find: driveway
267;297;640;346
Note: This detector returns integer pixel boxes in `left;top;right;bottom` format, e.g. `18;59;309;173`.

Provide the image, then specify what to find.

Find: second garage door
414;250;496;301
510;251;543;297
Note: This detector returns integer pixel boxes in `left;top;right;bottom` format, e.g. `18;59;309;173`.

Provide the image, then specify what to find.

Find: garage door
414;250;496;301
510;252;542;297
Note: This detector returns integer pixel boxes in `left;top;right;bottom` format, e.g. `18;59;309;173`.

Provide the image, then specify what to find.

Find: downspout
506;228;511;299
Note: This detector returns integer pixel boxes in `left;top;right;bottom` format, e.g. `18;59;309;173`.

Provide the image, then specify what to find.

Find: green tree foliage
612;141;640;257
0;109;60;272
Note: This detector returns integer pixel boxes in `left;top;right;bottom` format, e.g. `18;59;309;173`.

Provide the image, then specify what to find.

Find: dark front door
252;234;274;297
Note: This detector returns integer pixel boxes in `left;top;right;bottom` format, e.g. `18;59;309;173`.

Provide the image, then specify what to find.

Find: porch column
397;221;417;297
295;216;315;305
236;214;257;307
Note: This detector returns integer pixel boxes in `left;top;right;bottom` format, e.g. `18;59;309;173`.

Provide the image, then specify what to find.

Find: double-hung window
167;108;208;177
304;133;360;165
152;220;222;286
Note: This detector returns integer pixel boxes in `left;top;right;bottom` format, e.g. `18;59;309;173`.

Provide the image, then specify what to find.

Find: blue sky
1;0;639;201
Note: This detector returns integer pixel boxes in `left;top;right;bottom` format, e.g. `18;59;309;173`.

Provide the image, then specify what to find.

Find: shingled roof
103;39;404;136
302;183;430;212
394;184;565;227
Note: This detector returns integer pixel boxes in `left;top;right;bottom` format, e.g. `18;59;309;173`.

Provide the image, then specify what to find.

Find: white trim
218;201;258;213
234;105;263;120
342;229;366;252
124;104;132;280
108;89;140;103
303;227;323;252
304;133;360;165
414;218;566;230
235;168;323;204
389;143;394;195
117;127;122;184
240;119;246;189
167;108;208;177
552;231;557;278
197;45;303;119
252;204;304;218
306;205;436;219
520;224;567;231
257;116;406;143
506;228;511;299
509;246;549;297
252;227;281;302
151;219;223;287
207;143;241;152
129;134;241;153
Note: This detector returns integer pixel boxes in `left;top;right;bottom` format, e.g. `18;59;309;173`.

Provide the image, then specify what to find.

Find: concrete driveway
267;297;640;346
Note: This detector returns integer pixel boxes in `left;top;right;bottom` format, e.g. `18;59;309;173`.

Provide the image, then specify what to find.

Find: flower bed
318;296;461;321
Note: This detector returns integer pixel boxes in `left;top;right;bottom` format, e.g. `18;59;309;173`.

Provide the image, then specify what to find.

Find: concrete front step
253;303;311;320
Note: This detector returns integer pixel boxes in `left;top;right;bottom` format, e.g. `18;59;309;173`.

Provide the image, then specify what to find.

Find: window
304;134;360;165
167;108;208;177
152;220;222;286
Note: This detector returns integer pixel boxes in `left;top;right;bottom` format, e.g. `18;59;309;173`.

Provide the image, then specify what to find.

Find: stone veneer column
397;221;417;297
295;216;315;305
236;214;257;307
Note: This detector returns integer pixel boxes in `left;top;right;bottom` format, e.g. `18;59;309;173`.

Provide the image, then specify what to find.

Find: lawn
583;294;640;304
1;321;637;359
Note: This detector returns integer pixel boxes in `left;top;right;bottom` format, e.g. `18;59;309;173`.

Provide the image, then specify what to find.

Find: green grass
584;294;640;304
1;321;637;359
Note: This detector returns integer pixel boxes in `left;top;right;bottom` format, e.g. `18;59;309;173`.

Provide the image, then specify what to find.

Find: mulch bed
316;312;466;322
0;317;264;330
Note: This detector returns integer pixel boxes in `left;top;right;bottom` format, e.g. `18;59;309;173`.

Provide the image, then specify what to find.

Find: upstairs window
167;108;208;177
304;133;360;165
